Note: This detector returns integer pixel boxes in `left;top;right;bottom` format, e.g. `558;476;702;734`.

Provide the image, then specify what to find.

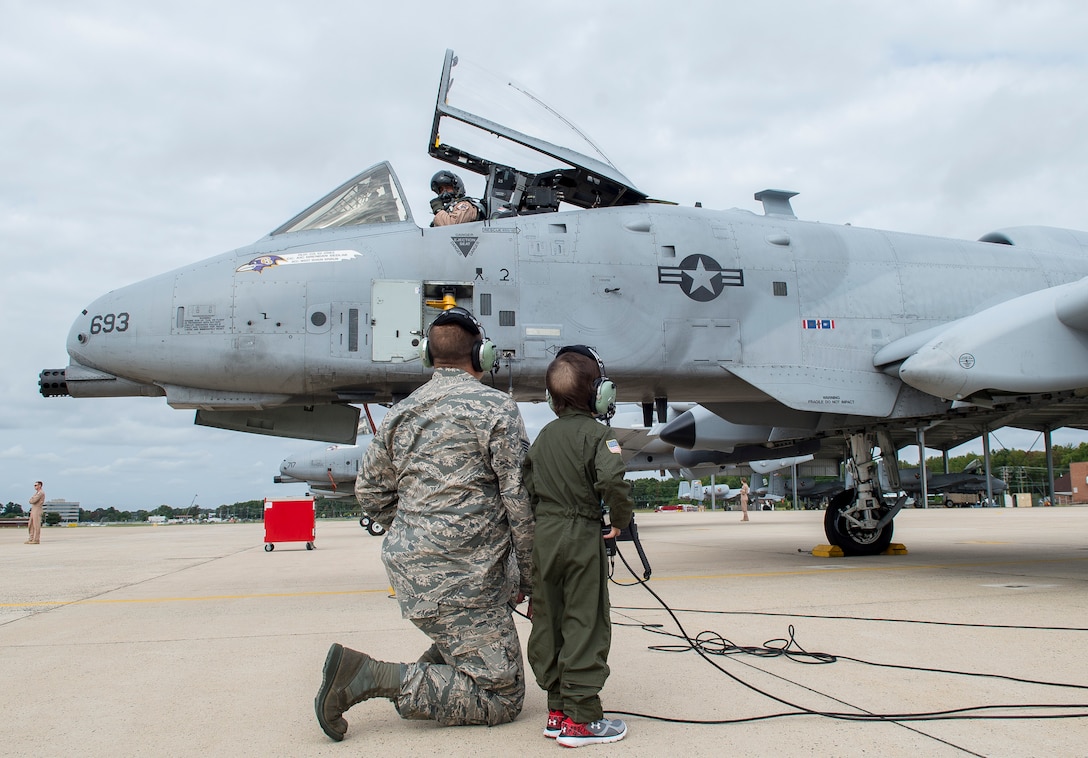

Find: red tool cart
263;497;316;551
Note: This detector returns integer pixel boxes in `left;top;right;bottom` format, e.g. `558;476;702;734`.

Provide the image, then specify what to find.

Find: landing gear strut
822;432;905;556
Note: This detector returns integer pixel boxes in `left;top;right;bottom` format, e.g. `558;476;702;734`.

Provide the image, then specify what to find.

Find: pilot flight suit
27;486;44;544
522;408;634;725
432;197;483;226
356;367;534;726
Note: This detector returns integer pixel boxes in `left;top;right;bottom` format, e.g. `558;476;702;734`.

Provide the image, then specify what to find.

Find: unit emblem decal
236;250;361;273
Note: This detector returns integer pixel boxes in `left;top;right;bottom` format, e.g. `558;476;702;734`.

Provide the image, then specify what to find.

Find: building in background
44;499;80;524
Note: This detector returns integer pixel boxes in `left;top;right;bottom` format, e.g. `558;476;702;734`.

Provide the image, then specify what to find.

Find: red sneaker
544;709;567;738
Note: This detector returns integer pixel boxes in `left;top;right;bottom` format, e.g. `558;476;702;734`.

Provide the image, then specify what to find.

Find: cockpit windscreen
271;162;411;235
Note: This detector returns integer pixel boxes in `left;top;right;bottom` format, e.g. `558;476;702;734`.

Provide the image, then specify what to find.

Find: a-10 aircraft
677;480;743;503
896;458;1008;506
275;441;371;500
272;402;754;535
40;49;1088;555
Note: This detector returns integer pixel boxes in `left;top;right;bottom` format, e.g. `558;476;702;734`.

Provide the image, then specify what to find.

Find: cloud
4;1;1088;510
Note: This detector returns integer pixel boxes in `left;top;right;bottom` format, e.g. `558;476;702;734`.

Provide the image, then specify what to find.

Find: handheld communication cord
603;515;651;580
603;531;1088;728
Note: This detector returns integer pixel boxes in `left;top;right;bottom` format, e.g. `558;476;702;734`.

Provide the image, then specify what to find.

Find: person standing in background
26;481;44;544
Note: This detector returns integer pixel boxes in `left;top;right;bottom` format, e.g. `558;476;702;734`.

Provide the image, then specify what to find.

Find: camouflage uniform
522;409;633;724
356;367;534;726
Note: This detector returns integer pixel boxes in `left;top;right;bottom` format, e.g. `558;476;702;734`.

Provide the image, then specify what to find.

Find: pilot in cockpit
430;170;486;226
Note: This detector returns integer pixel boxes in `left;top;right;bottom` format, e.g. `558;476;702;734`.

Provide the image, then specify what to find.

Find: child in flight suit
522;345;634;747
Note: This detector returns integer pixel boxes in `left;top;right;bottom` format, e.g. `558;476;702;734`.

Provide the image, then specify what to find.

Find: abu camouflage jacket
357;368;534;617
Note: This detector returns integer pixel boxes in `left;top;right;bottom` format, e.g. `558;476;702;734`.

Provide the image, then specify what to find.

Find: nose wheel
823;489;894;556
823;431;901;556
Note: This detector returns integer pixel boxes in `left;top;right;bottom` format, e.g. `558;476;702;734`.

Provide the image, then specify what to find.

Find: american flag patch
802;319;835;329
606;439;622;454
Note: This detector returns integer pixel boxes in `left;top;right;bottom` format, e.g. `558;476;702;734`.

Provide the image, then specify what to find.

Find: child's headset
549;345;617;421
419;307;497;373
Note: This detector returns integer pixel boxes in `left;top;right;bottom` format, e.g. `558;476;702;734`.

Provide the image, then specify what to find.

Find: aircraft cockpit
429;49;649;218
267;49;651;238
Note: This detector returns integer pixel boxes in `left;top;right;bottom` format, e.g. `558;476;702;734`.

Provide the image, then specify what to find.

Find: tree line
3;442;1086;521
0;498;360;524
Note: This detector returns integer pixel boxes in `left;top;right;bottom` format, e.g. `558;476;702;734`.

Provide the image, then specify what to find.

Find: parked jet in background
42;49;1088;554
896;458;1007;506
274;403;735;532
677;479;742;504
754;470;847;508
275;441;371;500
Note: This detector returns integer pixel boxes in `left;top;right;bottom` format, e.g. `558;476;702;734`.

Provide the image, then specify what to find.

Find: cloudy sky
3;1;1088;511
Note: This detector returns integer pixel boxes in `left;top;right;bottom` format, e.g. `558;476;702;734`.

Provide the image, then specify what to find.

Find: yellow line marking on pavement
649;555;1088;582
6;556;1084;606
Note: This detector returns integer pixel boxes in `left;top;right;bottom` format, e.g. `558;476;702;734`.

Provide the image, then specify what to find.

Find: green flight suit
522;409;634;724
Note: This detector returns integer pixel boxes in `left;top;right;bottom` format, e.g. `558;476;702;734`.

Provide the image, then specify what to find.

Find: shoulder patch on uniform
606;439;622;454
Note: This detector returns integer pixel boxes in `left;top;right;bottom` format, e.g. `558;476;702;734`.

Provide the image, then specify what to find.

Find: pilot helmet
431;170;465;197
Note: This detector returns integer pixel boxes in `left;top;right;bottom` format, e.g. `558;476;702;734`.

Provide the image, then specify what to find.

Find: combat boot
315;643;406;741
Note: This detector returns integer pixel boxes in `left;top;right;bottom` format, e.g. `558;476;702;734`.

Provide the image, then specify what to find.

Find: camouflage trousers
394;603;525;726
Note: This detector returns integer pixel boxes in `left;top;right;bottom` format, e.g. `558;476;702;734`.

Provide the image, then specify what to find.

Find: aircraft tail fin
677;480;703;501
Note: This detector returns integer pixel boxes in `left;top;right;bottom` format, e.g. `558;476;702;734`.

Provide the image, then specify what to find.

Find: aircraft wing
749;454;815;475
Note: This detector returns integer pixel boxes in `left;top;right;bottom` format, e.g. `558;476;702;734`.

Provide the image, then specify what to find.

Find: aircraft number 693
89;313;130;334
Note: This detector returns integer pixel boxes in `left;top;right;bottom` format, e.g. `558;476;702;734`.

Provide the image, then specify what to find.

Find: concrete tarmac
2;507;1087;757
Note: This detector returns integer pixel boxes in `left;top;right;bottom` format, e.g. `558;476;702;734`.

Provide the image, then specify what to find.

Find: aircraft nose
66;273;173;382
66;293;127;373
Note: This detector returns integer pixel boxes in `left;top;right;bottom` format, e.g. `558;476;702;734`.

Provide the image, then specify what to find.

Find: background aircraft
274;402;758;534
896;459;1008;507
275;441;371;501
753;471;847;509
40;49;1088;554
677;479;742;504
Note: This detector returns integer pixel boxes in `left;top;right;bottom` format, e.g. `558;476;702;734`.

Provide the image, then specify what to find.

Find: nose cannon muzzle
39;368;70;397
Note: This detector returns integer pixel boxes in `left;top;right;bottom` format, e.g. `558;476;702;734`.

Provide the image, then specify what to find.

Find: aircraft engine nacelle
674;438;821;468
896;276;1088;400
659;406;772;451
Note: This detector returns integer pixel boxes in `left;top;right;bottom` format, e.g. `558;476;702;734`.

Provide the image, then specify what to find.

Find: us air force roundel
657;254;743;301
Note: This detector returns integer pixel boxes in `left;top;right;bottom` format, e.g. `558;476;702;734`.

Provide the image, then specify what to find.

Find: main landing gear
359;515;386;536
822;431;906;556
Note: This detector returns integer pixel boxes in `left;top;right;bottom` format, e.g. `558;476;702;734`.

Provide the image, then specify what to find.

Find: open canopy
429;49;648;216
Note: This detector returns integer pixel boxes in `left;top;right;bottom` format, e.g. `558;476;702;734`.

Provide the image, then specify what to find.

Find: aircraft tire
359;516;371;528
265;544;274;552
366;520;386;537
823;490;894;557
